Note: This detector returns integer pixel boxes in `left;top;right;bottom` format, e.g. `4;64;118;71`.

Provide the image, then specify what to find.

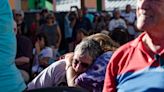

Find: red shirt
103;32;164;92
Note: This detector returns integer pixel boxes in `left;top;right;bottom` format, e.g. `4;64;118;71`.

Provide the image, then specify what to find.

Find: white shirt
32;47;53;73
122;11;136;24
108;18;127;32
122;11;136;35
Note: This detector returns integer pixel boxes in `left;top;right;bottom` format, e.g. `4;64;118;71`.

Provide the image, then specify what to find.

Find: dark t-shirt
40;23;59;47
16;34;33;73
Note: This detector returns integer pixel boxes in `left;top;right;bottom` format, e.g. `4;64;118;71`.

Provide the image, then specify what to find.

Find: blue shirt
103;33;164;92
0;0;26;92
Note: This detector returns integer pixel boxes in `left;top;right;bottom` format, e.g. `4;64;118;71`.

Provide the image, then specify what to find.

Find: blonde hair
85;33;120;52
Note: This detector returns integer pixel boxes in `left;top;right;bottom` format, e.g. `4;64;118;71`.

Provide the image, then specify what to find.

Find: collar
130;32;164;59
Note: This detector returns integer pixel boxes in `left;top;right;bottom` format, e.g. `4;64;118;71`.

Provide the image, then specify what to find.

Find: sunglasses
73;59;90;68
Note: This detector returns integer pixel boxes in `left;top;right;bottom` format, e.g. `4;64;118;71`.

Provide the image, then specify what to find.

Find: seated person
66;33;120;92
108;8;127;32
32;32;53;76
15;21;33;83
27;39;103;90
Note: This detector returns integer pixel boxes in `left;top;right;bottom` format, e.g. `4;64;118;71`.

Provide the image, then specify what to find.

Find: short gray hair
74;39;103;60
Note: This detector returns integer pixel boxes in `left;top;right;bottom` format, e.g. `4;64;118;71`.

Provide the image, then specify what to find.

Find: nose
75;64;84;73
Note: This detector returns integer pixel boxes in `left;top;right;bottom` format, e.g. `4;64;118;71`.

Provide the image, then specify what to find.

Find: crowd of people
12;3;139;84
1;0;164;92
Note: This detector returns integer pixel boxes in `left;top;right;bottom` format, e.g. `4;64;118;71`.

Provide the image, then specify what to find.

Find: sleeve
28;64;55;89
102;50;123;92
102;43;132;92
102;62;117;92
27;61;65;90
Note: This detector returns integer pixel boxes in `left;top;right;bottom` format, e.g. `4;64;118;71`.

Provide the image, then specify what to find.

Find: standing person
64;9;76;52
29;12;41;45
15;10;27;36
40;9;49;25
40;13;62;60
103;0;164;92
0;0;26;92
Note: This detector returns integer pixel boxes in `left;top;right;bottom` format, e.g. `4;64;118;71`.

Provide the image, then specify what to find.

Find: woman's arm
66;66;78;86
65;53;79;86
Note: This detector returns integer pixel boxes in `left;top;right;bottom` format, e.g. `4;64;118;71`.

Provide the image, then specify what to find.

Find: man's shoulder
110;33;144;64
111;43;129;60
49;60;66;71
49;60;67;86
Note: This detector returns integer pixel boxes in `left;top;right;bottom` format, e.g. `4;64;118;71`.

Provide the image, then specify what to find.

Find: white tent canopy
56;0;81;11
105;0;137;11
55;0;137;12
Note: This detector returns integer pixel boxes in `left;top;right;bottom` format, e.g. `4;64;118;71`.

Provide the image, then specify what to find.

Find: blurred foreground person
0;0;26;92
103;0;164;92
40;13;62;60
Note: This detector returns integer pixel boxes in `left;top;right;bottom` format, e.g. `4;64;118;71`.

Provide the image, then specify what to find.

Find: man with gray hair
28;39;102;90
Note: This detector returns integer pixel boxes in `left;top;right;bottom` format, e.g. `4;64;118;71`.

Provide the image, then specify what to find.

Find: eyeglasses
73;59;90;68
